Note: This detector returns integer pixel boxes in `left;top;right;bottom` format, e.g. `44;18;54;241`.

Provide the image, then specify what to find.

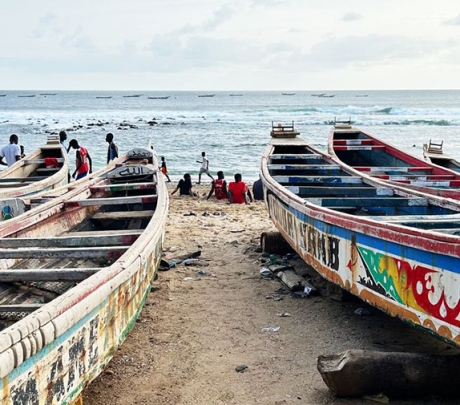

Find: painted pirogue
0;135;69;220
261;123;460;349
0;147;168;404
328;123;460;200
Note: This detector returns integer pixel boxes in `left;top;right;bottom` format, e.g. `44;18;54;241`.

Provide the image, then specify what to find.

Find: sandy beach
83;182;459;405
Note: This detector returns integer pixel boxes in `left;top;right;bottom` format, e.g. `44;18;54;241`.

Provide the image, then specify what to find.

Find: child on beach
160;156;171;182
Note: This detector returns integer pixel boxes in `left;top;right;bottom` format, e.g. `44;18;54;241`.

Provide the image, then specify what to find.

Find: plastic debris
183;277;195;281
276;313;292;317
182;258;199;265
261;326;280;333
354;308;372;316
196;270;210;276
259;267;271;277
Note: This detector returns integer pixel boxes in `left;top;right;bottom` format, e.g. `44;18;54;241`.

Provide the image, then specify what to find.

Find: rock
235;364;248;373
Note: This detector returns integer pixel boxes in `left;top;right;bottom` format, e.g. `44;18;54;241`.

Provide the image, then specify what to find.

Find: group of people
59;131;118;180
0;134;25;167
169;151;264;204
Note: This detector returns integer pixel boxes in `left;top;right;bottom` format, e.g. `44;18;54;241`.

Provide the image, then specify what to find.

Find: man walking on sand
196;151;214;184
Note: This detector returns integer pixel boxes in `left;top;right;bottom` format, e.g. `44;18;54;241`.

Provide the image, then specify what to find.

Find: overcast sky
1;0;459;91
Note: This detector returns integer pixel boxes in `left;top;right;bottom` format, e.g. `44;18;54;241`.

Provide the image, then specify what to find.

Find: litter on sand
276;313;292;317
261;326;280;333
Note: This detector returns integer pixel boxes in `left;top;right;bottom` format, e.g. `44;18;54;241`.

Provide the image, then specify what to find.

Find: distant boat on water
18;95;36;98
229;94;243;96
123;94;143;98
96;96;112;99
355;95;368;97
40;93;57;96
0;94;7;97
148;96;170;100
318;94;335;98
281;93;295;96
311;93;326;97
198;94;215;98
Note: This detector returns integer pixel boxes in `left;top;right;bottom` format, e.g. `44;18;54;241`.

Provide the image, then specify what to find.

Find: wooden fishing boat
262;123;460;348
148;96;170;100
0;136;69;219
423;140;460;173
197;94;215;98
328;123;460;200
0;146;168;404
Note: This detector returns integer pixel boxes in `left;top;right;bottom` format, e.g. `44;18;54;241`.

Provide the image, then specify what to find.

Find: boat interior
0;145;65;189
0;157;159;331
331;129;460;186
268;144;460;235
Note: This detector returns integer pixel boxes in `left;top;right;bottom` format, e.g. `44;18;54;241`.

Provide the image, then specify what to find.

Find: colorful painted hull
0;148;168;404
262;132;460;349
328;124;460;200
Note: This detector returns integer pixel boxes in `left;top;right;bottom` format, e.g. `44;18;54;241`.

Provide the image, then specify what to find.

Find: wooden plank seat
333;145;386;151
273;175;364;185
92;210;155;221
270;154;323;160
35;167;61;172
358;213;460;223
333;139;374;146
0;304;44;312
62;229;144;236
268;164;341;170
354;166;434;172
306;197;428;208
0;246;128;259
23;158;65;165
372;174;455;180
286;186;394;197
90;182;156;192
0;182;34;188
65;194;158;207
0;268;100;282
405;180;460;187
0;176;47;182
0;231;142;248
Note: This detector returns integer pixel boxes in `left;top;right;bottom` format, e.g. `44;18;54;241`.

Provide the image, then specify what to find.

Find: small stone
105;369;115;376
235;364;248;373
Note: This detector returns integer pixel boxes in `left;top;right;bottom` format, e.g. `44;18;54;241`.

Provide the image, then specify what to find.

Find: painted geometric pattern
357;246;460;327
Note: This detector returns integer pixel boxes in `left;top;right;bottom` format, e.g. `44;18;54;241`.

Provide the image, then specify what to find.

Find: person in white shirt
196;151;214;184
0;134;21;166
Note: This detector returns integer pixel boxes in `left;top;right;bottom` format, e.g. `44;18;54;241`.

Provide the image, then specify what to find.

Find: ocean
1;90;459;182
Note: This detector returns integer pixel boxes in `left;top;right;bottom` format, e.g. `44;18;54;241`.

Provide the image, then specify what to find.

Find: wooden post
260;231;294;255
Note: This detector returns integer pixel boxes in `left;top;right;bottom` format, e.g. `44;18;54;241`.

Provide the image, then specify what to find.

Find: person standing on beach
106;133;119;163
228;173;251;204
0;134;21;166
207;171;227;200
68;139;92;180
171;173;195;196
160;156;171;182
196;151;214;184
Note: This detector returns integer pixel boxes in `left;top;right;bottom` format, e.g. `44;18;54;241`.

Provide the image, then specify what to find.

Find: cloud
61;26;98;53
342;12;362;22
444;13;460;26
179;5;235;34
33;12;59;38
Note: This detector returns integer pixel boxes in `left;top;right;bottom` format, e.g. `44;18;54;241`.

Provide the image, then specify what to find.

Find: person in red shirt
68;139;93;180
228;173;251;204
207;171;227;200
